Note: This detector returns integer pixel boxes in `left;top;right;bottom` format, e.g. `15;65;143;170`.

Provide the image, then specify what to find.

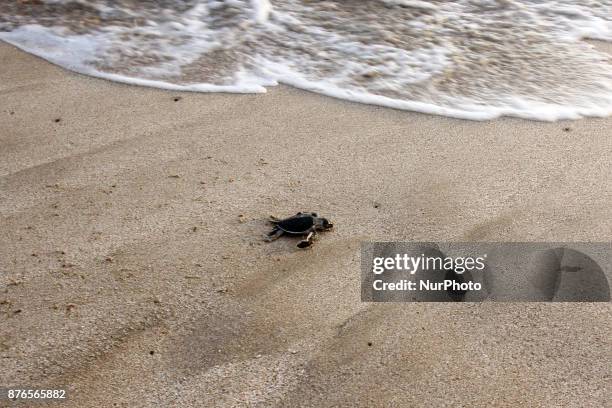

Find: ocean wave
1;0;611;120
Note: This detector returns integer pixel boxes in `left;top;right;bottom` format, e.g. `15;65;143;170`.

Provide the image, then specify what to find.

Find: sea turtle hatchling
265;212;333;248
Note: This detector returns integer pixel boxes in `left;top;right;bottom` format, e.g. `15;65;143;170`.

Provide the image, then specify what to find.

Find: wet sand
0;41;610;407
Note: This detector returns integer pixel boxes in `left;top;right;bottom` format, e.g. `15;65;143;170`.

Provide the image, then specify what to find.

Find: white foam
259;59;612;121
0;25;270;93
251;0;273;24
380;0;438;11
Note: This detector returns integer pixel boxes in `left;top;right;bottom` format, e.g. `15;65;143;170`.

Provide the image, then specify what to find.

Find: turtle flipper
297;240;312;248
269;215;280;224
265;227;283;242
297;231;316;248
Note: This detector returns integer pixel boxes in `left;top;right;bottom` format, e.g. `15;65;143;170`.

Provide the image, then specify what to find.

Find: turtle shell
277;215;314;234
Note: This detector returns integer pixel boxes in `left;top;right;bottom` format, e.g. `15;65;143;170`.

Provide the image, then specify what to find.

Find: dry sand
0;41;611;407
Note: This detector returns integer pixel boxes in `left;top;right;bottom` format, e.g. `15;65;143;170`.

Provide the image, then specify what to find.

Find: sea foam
1;0;611;121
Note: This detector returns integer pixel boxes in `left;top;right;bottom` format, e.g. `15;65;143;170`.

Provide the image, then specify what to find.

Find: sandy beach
0;40;611;407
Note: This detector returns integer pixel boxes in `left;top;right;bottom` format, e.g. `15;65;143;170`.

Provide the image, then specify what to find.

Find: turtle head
316;217;333;230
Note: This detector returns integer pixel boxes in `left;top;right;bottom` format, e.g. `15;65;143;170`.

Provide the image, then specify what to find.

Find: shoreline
1;36;611;122
1;41;610;407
